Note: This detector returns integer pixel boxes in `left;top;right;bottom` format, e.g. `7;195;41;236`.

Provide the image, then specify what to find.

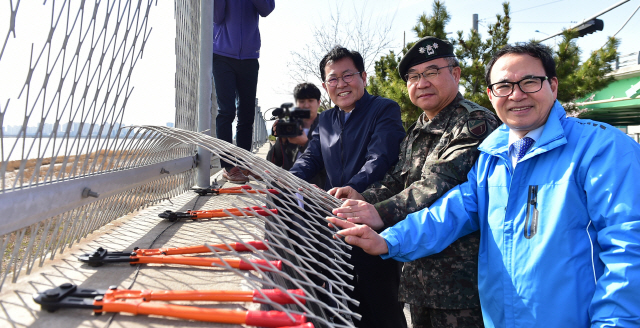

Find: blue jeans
212;54;259;168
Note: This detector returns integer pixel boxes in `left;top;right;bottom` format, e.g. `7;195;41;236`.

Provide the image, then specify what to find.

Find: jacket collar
479;100;568;157
334;89;372;128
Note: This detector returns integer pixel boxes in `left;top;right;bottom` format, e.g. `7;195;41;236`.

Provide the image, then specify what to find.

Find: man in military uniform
329;36;500;327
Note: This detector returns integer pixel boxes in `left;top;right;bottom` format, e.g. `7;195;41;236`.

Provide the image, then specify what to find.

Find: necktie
513;137;534;161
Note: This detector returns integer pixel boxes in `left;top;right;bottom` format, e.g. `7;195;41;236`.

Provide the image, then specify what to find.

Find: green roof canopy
576;74;640;126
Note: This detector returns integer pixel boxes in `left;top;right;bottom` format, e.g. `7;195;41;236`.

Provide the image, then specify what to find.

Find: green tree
455;3;511;110
368;1;510;125
367;0;450;128
367;51;417;127
530;30;618;117
369;0;619;124
553;30;619;103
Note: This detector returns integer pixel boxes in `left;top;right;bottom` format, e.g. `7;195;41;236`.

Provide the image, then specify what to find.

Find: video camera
272;103;310;138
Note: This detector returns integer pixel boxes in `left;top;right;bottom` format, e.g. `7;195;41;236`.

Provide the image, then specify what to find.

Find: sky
255;0;640;114
2;0;639;128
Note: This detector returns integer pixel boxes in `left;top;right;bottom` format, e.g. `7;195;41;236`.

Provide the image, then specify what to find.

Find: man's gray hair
446;57;460;72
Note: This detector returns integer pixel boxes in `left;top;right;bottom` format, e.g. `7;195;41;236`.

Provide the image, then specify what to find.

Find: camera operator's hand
271;120;279;136
286;133;308;146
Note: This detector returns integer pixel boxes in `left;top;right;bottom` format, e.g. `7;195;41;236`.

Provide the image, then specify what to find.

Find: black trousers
212;54;259;168
347;247;407;328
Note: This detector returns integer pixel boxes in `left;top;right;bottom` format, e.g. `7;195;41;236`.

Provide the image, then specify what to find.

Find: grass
1;149;139;186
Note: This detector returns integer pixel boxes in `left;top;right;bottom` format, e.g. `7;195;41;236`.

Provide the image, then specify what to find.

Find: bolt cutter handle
159;207;278;221
192;185;279;196
278;324;315;328
189;208;277;219
132;255;282;271
138;240;268;256
106;287;305;304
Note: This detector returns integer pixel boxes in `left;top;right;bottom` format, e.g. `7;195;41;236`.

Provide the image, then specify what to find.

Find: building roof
576;52;640;126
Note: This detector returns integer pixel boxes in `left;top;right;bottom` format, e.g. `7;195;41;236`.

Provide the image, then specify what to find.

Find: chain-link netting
135;125;359;327
0;1;343;326
0;1;199;289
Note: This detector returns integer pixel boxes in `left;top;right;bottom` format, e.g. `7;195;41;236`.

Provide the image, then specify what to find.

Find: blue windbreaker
213;0;275;60
381;101;640;327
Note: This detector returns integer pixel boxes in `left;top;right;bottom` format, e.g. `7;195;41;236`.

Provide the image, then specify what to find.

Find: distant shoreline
2;133;129;138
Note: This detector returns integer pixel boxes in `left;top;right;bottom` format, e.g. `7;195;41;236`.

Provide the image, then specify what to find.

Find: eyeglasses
405;65;453;84
488;76;549;97
325;72;361;87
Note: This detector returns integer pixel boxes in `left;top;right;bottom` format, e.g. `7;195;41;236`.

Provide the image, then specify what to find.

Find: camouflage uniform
362;93;500;327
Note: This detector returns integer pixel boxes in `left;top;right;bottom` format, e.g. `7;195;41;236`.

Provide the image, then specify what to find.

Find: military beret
398;36;455;81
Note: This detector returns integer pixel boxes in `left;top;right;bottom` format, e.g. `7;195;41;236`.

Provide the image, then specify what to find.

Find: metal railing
253;103;269;152
616;51;640;69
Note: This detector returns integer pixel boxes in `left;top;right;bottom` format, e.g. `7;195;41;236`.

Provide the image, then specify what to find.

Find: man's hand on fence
332;199;384;230
328;186;365;201
326;217;389;255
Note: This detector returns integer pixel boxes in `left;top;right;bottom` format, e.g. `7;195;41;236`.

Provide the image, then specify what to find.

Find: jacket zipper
340;117;345;185
525;185;539;239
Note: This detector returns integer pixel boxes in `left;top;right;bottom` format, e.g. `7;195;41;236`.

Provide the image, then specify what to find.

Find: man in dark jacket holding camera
267;83;325;187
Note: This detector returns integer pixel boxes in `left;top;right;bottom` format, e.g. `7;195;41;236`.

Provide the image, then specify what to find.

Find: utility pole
473;14;479;32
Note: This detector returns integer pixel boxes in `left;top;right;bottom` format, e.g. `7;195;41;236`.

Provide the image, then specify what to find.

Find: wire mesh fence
136;125;359;327
0;1;350;326
0;0;202;282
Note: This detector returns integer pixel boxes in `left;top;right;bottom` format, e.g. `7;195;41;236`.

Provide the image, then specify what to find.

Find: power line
511;0;565;14
510;21;577;24
538;0;631;42
611;2;640;38
599;1;640;50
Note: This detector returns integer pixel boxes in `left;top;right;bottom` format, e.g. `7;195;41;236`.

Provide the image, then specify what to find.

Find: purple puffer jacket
213;0;275;60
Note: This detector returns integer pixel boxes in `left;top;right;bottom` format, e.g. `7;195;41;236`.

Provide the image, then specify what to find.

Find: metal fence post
253;99;259;151
197;0;213;188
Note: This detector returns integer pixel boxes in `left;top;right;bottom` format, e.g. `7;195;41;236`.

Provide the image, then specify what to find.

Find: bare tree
288;1;397;110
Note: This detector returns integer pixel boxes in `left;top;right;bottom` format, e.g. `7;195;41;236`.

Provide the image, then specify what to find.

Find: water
1;136;127;162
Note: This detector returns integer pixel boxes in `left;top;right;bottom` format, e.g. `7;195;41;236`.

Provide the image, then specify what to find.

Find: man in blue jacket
328;42;640;327
290;46;407;327
213;0;275;183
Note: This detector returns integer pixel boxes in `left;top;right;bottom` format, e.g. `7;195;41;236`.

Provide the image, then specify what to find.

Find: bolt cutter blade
191;184;252;196
33;283;103;312
77;247;138;267
158;210;194;221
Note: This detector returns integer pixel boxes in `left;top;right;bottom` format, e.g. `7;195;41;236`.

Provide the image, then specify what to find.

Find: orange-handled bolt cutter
159;206;278;221
192;184;279;196
78;241;281;271
130;240;268;256
34;283;306;327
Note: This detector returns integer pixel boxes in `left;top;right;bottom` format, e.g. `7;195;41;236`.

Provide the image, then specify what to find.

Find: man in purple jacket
213;0;275;183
